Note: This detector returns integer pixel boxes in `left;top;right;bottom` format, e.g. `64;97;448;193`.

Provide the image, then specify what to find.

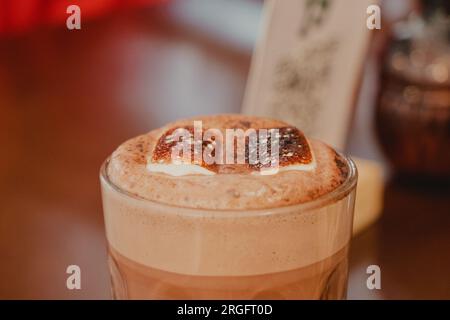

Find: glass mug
100;154;357;299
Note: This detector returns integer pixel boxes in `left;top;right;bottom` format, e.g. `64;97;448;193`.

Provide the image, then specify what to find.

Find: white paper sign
242;0;377;149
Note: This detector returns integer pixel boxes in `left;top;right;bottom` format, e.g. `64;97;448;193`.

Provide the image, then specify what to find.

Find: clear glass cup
100;154;357;299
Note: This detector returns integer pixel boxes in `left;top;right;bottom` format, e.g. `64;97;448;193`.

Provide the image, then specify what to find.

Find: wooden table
0;3;449;299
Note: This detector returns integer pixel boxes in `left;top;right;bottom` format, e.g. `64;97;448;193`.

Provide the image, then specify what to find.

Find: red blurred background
0;0;166;36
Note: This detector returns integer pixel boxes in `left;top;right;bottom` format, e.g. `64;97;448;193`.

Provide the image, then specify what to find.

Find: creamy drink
100;115;357;299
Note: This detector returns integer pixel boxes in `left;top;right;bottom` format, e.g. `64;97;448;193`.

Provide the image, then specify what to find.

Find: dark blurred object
0;0;167;37
376;0;450;178
420;0;450;22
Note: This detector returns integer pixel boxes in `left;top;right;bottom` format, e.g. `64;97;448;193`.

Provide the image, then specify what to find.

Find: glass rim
100;152;358;218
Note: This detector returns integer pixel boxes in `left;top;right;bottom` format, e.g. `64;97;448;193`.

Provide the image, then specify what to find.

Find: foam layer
107;115;349;210
101;174;355;276
101;115;356;276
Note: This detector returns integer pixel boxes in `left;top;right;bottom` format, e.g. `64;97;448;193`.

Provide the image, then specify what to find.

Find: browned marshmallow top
107;114;349;210
152;124;313;174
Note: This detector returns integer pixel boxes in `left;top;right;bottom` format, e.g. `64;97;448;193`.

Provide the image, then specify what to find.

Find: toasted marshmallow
147;124;316;176
255;161;317;176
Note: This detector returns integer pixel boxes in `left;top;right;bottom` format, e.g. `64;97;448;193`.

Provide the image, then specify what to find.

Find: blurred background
0;0;449;299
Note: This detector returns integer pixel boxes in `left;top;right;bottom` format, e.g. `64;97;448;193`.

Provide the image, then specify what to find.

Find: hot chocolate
100;114;357;299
